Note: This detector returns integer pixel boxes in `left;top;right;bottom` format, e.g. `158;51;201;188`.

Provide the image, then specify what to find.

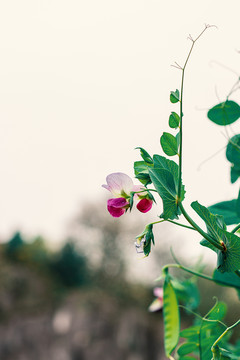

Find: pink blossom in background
148;287;163;312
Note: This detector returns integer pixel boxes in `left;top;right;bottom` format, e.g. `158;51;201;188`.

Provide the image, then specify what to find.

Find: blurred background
0;1;240;359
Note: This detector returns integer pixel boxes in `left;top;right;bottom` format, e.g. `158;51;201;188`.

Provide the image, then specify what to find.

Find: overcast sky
0;1;239;242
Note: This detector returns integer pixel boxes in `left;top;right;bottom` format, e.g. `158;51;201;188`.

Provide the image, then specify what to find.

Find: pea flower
148;287;163;312
102;172;153;217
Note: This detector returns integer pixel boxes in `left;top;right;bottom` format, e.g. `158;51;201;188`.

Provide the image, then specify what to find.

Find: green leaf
231;166;240;184
214;347;240;359
178;342;199;356
143;225;154;256
200;238;218;252
226;134;240;166
192;201;240;273
160;132;179;156
149;155;185;220
134;161;152;186
207;301;227;321
208;200;240;225
176;132;180;148
213;269;240;298
170;89;180;103
237;190;240;217
216;230;240;272
172;278;200;310
199;302;227;360
180;325;200;339
191;201;227;245
208;100;240;126
135;147;153;165
169;111;180;128
179;301;228;360
163;276;180;357
226;135;240;183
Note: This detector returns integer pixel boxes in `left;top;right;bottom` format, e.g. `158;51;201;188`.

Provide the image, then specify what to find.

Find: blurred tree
4;231;25;262
49;241;88;288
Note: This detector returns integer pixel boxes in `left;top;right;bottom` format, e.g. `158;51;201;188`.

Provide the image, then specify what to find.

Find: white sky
0;1;239;242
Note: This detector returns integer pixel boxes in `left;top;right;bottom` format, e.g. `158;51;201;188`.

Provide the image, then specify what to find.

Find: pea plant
103;24;240;359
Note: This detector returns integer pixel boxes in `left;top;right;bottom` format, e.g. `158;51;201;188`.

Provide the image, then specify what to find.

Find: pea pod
163;275;180;358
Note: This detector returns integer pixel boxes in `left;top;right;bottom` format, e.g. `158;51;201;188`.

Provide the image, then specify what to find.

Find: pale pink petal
148;298;163;312
132;185;143;193
107;197;129;217
153;287;163;298
136;198;153;213
103;173;134;197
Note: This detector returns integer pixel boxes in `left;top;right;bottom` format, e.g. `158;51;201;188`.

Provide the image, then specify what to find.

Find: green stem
177;69;184;198
162;263;240;290
231;223;240;233
148;219;196;230
179;203;223;250
212;319;240;350
166;219;196;231
150;220;165;226
134;189;158;194
177;25;213;200
177;36;201;198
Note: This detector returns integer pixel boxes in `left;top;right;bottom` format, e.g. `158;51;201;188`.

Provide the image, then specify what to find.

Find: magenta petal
108;198;128;208
108;205;125;217
107;197;129;217
136;198;153;213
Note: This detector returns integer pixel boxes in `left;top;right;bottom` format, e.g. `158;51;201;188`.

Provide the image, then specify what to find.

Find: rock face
0;290;165;360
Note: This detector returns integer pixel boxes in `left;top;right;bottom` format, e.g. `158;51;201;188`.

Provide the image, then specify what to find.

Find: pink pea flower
148;287;163;312
102;172;153;217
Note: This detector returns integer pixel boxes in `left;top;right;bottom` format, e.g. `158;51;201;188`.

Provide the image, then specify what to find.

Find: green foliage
172;278;200;310
169;111;180;128
191;201;226;250
149;155;185;220
208;199;240;225
226;134;240;183
216;229;240;273
135;147;153;165
134;161;152;186
134;147;153;186
212;345;239;359
207;101;240;126
178;301;227;360
170;89;180;103
105;27;240;359
213;270;240;298
176;132;180;148
160;132;179;156
163;275;180;357
192;201;240;273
